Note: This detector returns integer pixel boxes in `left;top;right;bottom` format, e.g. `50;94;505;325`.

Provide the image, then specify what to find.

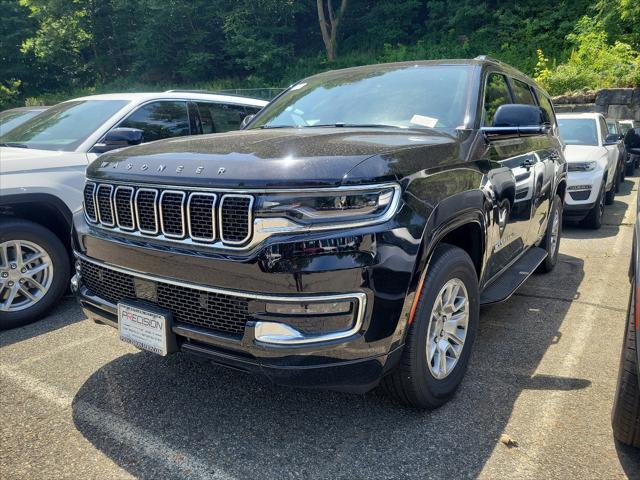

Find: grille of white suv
84;181;253;246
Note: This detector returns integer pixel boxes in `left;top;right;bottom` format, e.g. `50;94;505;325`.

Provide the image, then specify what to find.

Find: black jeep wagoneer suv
72;57;567;409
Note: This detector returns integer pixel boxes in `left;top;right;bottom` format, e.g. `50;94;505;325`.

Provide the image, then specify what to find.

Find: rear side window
483;73;512;126
510;79;536;105
119;101;189;142
535;90;556;126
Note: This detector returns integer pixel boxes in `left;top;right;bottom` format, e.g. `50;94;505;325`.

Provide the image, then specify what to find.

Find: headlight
568;161;597;172
255;184;399;228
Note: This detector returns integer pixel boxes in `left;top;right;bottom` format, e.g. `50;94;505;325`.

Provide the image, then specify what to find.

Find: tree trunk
316;0;348;62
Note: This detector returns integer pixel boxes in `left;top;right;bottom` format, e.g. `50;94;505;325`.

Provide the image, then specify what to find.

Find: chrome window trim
114;186;135;231
159;190;186;238
134;188;159;235
83;182;98;223
187;192;217;242
218;194;254;245
96;184;115;227
75;252;366;345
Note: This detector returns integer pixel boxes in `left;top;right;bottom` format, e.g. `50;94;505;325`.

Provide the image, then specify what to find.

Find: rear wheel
581;182;605;230
612;282;640;447
383;244;479;409
537;194;562;273
0;219;69;330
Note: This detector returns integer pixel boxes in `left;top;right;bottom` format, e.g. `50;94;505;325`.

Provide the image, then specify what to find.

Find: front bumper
565;168;605;207
71;205;421;392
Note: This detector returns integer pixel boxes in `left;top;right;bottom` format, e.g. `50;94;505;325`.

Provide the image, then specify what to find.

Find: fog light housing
253;293;366;345
70;273;80;293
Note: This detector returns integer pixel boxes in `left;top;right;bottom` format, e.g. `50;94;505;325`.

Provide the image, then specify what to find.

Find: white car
0;91;268;328
557;112;621;229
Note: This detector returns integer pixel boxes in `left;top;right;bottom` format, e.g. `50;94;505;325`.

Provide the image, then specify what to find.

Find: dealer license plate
118;302;171;356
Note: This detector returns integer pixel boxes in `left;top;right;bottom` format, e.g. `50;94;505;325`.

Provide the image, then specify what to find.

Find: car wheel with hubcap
383;244;479;409
581;182;605;230
0;219;69;330
537;193;562;273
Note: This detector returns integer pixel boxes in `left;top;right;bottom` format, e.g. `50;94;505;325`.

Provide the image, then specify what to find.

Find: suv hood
87;127;461;188
563;144;606;163
0;146;89;174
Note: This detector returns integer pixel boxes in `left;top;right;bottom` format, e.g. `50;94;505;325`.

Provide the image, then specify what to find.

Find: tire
628;161;636;176
605;173;616;205
612;282;640;447
616;163;623;191
580;182;605;230
537;194;562;273
0;218;70;330
383;244;479;409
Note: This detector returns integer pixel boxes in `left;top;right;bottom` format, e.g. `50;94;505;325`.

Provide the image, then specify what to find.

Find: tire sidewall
0;219;70;329
410;248;480;402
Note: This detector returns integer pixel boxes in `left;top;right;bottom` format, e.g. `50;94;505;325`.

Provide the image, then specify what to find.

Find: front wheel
605;173;617;205
0;219;70;330
383;244;479;409
581;182;605;230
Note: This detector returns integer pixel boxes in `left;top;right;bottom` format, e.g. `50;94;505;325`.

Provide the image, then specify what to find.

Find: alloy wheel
0;240;54;312
550;202;560;255
426;278;469;379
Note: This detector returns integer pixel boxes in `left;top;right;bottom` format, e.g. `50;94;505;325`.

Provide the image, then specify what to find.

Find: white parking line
0;365;236;480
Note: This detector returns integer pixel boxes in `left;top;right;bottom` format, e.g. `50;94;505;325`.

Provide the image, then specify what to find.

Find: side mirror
482;104;550;141
93;127;144;153
604;133;620;145
240;114;255;129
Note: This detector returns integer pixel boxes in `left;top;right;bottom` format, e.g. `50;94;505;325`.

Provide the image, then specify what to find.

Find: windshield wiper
260;125;296;129
302;123;400;129
0;142;29;148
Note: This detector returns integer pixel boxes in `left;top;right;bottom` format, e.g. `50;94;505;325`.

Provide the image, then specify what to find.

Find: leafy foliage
1;0;638;109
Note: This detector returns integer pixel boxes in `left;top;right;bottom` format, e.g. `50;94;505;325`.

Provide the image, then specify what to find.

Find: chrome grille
114;186;135;230
83;183;97;222
85;182;253;247
96;184;114;226
220;195;253;244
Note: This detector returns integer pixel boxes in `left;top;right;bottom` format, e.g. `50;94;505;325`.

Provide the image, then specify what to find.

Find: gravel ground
1;176;638;480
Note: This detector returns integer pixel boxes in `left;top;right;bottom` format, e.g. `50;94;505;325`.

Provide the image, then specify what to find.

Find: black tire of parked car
605;172;617;206
627;161;636;177
0;218;70;330
616;163;623;192
581;182;605;230
611;282;640;448
382;244;479;409
537;194;563;273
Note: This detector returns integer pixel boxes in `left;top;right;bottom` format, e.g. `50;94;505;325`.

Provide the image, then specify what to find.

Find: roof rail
473;55;505;64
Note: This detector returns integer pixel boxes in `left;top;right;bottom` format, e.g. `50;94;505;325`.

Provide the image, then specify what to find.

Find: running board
480;247;547;305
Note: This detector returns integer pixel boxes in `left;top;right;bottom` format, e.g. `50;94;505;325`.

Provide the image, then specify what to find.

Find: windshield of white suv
0;100;129;151
0;109;44;135
558;118;598;146
250;65;472;130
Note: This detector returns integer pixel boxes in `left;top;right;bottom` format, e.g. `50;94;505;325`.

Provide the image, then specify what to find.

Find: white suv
557;112;621;229
0;91;267;328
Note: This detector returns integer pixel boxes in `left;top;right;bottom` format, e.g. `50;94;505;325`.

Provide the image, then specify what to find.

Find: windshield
0;100;129;151
558;118;598;146
0;110;44;135
250;65;472;130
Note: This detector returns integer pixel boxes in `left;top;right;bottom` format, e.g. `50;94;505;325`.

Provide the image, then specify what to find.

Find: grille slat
160;191;186;238
86;182;253;247
188;193;216;241
114;186;135;230
80;259;249;335
83;183;97;222
96;184;114;226
220;195;253;244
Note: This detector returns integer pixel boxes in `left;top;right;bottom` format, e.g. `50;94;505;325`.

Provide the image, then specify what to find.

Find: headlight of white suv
254;184;400;229
567;161;597;172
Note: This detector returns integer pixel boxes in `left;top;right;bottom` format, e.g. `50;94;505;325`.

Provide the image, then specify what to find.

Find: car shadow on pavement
0;296;84;347
71;253;591;479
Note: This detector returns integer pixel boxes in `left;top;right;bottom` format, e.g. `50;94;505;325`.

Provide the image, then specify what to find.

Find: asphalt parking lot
1;176;639;480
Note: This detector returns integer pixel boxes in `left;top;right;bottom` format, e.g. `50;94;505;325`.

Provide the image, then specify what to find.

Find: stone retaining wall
552;88;640;121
